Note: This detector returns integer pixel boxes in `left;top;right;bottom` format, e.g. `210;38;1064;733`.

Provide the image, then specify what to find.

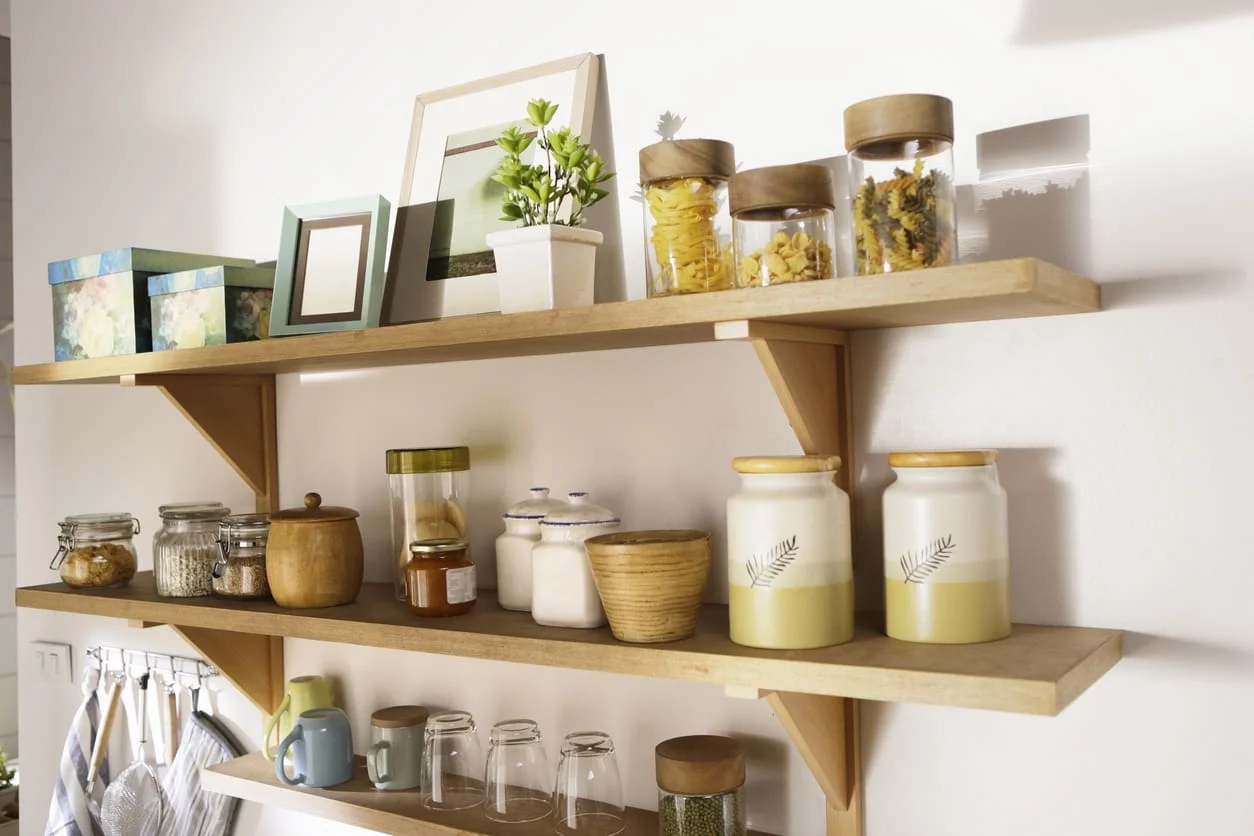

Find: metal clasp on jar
213;521;231;580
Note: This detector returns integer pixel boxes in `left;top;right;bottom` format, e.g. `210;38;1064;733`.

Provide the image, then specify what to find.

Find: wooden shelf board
14;259;1098;384
18;574;1121;716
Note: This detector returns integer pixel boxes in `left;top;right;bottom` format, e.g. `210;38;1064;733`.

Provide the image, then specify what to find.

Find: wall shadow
735;731;792;834
1122;632;1254;681
584;54;627;303
1099;271;1245;310
1013;0;1254;44
998;447;1072;624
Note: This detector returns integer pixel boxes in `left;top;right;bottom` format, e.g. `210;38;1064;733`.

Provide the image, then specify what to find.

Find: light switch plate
31;640;73;683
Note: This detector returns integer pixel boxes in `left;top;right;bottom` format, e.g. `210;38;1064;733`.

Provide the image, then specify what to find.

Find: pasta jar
213;513;271;600
405;538;477;617
656;735;747;836
154;502;230;598
496;487;569;612
388;447;470;602
883;450;1010;644
845;93;957;275
51;513;140;589
640;139;736;296
729;164;837;287
727;456;853;649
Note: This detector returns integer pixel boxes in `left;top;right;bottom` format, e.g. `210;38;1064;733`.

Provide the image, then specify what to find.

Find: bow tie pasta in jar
729;164;838;287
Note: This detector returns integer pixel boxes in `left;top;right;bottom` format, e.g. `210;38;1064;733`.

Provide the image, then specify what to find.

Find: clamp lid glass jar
656;735;747;836
729;164;838;287
387;447;471;602
154;502;229;598
844;93;957;274
640;139;736;296
213;513;271;600
51;512;140;589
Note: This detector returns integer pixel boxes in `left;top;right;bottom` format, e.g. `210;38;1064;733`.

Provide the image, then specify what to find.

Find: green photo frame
270;195;391;336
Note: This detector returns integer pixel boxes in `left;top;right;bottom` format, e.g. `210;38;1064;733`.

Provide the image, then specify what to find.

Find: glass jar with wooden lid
405;538;477;617
656;735;747;836
387;447;470;601
639;139;736;296
882;450;1009;644
729;164;838;288
845;93;957;275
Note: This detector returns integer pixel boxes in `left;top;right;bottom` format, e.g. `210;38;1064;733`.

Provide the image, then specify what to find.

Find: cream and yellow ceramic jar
883;450;1010;644
726;456;853;649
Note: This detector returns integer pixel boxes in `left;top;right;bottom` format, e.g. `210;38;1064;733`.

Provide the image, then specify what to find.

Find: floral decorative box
48;248;253;360
148;266;275;351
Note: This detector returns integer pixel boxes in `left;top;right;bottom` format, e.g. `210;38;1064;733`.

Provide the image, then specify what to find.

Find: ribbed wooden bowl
585;530;711;644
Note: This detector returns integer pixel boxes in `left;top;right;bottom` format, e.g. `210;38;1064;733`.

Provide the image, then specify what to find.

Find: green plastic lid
386;447;470;474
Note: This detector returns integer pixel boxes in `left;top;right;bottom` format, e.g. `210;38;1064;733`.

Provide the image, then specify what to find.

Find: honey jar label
446;565;477;605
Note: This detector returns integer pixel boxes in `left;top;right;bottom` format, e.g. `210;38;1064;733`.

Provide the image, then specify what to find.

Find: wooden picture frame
270;195;391;336
389;53;599;322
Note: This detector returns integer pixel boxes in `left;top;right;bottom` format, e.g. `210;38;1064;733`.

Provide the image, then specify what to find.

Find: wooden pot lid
639;139;736;185
270;492;360;522
371;705;429;728
843;93;954;152
888;450;997;468
733;455;840;474
655;735;746;795
728;164;835;215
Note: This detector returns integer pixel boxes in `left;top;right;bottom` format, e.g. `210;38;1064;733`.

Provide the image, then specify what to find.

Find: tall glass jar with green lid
387;447;470;601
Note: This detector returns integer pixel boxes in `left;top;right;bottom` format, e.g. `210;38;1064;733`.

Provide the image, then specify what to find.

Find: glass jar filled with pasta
730;164;838;288
845;94;957;275
640;139;736;296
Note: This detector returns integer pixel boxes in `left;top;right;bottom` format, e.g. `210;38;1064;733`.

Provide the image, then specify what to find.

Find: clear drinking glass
553;731;625;836
422;711;483;811
484;719;552;823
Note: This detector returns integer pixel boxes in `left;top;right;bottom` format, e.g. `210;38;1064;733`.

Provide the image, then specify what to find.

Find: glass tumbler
421;710;483;811
553;731;625;836
484;719;551;823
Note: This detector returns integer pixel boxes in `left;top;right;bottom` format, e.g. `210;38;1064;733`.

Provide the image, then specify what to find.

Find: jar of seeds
845;93;957;275
153;502;229;597
213;513;271;600
656;735;747;836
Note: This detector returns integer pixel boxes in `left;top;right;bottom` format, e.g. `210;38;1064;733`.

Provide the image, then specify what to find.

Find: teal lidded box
148;265;275;351
48;248;254;361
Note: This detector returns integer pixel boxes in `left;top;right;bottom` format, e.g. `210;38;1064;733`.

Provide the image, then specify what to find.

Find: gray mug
275;707;354;788
366;705;428;790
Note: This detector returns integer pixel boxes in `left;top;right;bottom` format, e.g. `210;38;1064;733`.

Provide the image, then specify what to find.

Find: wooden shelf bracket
768;692;863;836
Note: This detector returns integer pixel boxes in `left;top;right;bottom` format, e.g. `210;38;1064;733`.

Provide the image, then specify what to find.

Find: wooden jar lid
270;492;359;522
844;93;953;152
371;705;429;728
733;455;840;474
888;450;997;468
656;735;746;795
728;164;835;215
639;139;735;186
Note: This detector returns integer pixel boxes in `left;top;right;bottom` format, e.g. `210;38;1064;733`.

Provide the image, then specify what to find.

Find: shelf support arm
172;626;284;715
768;692;863;835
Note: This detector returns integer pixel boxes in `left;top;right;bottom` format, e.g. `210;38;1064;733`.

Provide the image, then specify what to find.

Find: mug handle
274;724;306;786
366;740;392;785
261;693;292;762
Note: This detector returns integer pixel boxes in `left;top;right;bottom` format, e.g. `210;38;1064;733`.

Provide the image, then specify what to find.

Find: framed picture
270;195;391;336
392;53;599;321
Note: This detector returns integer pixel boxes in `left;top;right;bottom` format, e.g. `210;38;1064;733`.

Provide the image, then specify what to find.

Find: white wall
10;2;1254;835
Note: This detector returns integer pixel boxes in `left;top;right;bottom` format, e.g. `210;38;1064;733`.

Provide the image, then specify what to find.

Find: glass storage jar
405;538;477;617
726;456;853;649
882;450;1010;644
640;139;736;296
388;447;470;601
845;93;957;275
153;502;229;598
213;513;271;600
730;164;837;287
51;513;140;589
656;735;747;836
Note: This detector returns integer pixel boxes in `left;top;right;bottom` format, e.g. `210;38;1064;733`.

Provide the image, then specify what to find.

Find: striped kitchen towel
45;688;109;836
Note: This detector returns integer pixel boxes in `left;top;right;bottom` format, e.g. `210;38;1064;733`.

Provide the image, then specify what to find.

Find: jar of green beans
656;735;747;836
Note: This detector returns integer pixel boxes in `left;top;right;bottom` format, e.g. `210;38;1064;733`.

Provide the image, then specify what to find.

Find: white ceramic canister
882;450;1010;644
531;492;620;628
726;456;854;649
495;488;569;612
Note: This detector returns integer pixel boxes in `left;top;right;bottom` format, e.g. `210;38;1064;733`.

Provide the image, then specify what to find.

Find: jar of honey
405;538;477;617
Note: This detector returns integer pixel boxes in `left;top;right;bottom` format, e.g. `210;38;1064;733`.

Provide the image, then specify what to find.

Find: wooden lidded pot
267;492;364;609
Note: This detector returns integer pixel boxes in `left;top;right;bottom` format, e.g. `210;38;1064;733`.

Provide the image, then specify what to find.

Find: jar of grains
729;164;838;287
844;93;957;275
50;513;140;589
213;513;271;600
153;502;229;597
656;735;747;836
639;139;737;296
387;447;470;602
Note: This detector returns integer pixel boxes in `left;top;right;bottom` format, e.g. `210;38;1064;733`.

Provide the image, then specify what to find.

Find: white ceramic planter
486;225;603;314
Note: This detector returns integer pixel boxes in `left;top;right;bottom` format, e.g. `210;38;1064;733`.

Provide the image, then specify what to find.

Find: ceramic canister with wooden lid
366;705;429;791
728;163;838;288
656;735;747;836
882;450;1010;644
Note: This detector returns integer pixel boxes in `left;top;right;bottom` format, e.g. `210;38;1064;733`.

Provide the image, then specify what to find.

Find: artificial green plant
0;747;14;790
494;98;614;227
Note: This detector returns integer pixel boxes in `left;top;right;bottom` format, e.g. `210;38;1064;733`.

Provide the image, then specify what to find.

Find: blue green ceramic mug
275;707;354;788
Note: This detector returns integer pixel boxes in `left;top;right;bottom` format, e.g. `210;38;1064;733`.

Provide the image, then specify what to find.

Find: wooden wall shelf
16;574;1121;717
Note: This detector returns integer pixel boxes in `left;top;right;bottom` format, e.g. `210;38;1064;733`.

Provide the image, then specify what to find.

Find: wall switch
31;640;73;683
